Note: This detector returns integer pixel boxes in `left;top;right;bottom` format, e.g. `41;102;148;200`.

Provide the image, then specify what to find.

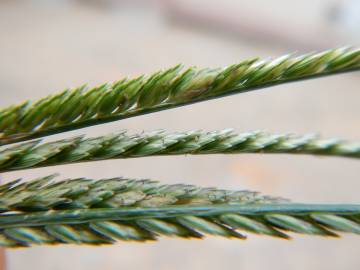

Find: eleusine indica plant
0;47;359;247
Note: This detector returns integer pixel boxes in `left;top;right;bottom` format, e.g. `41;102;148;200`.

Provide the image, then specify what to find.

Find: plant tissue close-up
0;1;359;270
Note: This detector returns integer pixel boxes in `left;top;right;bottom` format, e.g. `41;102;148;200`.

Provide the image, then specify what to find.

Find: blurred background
0;0;359;269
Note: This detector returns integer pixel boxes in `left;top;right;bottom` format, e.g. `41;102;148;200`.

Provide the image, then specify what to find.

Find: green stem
1;204;359;228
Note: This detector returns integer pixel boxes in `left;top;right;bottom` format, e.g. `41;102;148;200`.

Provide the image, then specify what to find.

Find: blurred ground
0;1;359;270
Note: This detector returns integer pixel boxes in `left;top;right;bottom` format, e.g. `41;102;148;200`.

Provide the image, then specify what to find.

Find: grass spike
0;129;359;172
0;47;359;146
0;176;359;247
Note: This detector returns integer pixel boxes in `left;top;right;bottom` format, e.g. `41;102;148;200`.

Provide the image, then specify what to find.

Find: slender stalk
1;47;359;146
0;129;359;173
2;204;360;228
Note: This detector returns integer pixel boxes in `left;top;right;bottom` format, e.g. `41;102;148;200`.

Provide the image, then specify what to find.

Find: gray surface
0;1;360;269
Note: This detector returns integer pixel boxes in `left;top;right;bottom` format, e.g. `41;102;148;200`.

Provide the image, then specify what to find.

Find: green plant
0;47;359;247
